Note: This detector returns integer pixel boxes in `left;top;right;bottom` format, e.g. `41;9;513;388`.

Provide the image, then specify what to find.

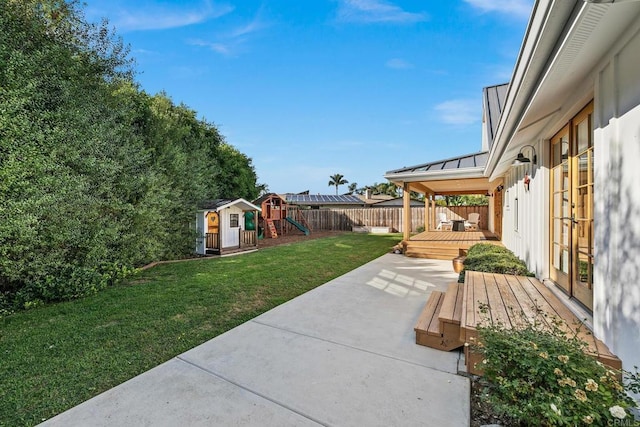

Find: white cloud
188;39;233;55
132;48;157;55
188;11;270;56
385;58;413;69
105;1;234;32
228;16;269;38
463;0;533;18
435;99;479;126
335;0;427;24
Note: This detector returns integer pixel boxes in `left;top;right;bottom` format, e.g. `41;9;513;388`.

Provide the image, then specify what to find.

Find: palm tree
347;182;358;195
255;183;269;197
328;173;349;195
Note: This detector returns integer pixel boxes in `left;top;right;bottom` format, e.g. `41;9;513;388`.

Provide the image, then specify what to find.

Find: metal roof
285;194;365;205
483;83;509;149
385;151;489;175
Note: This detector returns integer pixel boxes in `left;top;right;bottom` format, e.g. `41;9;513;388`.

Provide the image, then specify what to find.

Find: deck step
404;244;465;260
405;248;461;260
415;291;444;341
415;288;464;351
439;282;463;327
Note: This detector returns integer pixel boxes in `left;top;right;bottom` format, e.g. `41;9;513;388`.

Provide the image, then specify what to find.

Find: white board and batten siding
592;19;640;375
499;16;640;376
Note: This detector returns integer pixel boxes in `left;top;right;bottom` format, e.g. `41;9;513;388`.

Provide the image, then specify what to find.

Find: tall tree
347;182;358;195
328;174;349;195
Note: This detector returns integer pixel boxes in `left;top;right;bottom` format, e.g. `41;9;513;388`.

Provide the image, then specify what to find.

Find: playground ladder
266;219;278;238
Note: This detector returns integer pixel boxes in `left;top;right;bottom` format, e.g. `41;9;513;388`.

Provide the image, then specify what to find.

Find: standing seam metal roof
385;151;489;175
483;83;509;149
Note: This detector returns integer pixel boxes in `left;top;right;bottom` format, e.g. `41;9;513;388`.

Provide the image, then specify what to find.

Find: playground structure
253;193;311;238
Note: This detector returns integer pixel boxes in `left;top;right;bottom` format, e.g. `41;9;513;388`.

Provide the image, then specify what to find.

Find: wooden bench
460;271;621;375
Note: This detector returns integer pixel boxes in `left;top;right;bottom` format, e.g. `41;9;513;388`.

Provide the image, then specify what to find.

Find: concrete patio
41;254;469;426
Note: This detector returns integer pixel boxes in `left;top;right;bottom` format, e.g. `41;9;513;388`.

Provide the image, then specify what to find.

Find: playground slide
285;217;310;236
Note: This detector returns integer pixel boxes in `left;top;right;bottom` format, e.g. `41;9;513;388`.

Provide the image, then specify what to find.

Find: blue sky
85;0;533;195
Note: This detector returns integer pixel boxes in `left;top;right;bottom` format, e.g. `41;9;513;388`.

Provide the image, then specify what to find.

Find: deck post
424;194;429;232
403;183;411;241
431;195;436;231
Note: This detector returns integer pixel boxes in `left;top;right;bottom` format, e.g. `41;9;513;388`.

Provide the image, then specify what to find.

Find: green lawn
0;233;401;426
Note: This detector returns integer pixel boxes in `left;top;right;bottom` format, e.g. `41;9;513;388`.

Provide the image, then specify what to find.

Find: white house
195;198;261;255
385;0;640;374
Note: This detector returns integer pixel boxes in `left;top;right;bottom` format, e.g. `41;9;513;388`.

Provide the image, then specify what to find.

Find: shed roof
199;198;261;212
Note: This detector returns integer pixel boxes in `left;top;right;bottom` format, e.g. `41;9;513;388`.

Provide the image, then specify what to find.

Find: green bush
458;244;533;282
475;313;639;425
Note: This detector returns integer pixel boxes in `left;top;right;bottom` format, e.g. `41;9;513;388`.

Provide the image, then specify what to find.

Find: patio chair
464;213;480;231
436;212;452;231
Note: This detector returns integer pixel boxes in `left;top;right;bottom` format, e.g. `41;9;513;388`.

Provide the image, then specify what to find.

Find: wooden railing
241;230;257;248
206;233;220;250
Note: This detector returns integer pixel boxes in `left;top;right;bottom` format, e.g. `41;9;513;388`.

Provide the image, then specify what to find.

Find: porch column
403;182;411;241
431;195;436;231
424;194;429;231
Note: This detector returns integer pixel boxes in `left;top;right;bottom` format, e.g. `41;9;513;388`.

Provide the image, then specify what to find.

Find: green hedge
0;1;259;313
458;244;534;282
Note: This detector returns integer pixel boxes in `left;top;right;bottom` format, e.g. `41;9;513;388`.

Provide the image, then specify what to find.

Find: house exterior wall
500;140;548;279
593;21;640;373
195;211;206;255
500;18;640;373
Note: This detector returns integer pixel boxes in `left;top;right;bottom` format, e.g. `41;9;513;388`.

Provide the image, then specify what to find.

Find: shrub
459;243;533;282
475;312;639;426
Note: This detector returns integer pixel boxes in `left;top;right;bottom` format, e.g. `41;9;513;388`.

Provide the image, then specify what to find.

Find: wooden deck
414;271;621;376
403;230;502;260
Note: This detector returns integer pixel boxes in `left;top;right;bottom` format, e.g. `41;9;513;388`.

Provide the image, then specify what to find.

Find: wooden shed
195;198;260;255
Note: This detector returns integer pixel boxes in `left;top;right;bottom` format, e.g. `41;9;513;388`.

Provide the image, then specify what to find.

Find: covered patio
384;151;504;260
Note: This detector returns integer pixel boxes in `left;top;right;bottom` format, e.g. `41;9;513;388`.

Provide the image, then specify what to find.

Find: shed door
221;209;240;249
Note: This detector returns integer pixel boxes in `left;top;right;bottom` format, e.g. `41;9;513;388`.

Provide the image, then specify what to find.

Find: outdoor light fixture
513;145;537;166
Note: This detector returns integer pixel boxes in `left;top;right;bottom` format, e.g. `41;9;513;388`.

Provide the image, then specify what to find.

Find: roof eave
485;0;580;179
384;167;486;183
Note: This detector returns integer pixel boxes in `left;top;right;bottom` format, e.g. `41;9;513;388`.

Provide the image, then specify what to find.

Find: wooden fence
297;206;488;233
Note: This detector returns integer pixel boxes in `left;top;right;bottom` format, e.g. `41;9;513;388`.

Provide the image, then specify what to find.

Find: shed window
230;214;239;228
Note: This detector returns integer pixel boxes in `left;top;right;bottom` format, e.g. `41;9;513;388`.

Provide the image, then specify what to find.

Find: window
230;214;239;228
